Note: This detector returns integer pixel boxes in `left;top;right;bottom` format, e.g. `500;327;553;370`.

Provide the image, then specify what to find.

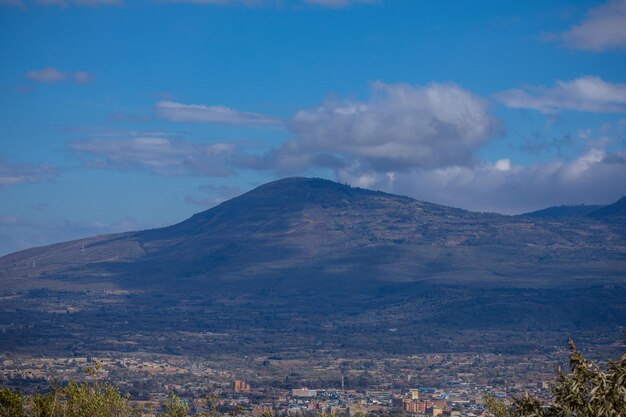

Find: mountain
588;196;626;218
520;197;626;220
1;177;625;356
521;204;605;218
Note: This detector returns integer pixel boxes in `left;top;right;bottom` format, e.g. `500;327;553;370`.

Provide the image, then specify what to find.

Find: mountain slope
1;177;625;355
3;177;625;289
589;196;626;218
521;204;605;218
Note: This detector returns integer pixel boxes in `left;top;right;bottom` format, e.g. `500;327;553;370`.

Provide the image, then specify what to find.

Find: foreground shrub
486;339;626;417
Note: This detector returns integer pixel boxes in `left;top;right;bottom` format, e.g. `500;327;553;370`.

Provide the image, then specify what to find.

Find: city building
291;388;317;398
232;380;251;392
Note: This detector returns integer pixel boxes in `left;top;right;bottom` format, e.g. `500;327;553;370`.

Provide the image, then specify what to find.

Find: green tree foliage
0;363;137;417
486;339;626;417
0;387;25;417
205;393;219;417
60;379;136;417
159;393;188;417
0;380;232;417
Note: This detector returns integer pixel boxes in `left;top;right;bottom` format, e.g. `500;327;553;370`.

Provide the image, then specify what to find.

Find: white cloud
274;82;498;171
494;76;626;113
0;156;58;187
558;0;626;52
336;149;626;214
68;137;236;176
155;101;281;127
26;67;94;84
494;158;511;171
233;80;626;213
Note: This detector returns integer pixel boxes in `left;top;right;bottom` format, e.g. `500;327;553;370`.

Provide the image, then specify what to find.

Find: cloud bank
335;149;626;214
60;80;626;214
237;81;626;213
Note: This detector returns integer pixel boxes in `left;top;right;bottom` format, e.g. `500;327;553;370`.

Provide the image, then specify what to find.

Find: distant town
0;350;565;417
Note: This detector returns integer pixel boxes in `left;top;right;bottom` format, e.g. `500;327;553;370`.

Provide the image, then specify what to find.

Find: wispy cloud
303;0;377;8
68;137;236;176
157;0;265;5
156;0;376;7
554;0;626;52
43;0;122;5
3;0;377;9
0;156;58;187
494;76;626;113
26;67;93;84
2;0;120;7
26;67;66;83
155;101;282;127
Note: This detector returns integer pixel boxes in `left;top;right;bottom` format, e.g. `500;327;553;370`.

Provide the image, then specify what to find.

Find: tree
159;393;188;417
486;339;626;417
0;362;137;417
0;387;25;417
61;379;137;417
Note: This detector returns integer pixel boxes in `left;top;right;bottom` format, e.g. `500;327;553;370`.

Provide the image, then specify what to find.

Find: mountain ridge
521;204;605;218
2;176;626;289
1;177;625;356
520;196;626;219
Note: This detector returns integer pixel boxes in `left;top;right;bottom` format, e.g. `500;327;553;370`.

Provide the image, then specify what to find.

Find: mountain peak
201;176;412;215
249;176;352;196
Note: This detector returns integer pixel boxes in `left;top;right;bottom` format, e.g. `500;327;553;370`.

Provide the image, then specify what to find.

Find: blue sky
1;0;626;255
